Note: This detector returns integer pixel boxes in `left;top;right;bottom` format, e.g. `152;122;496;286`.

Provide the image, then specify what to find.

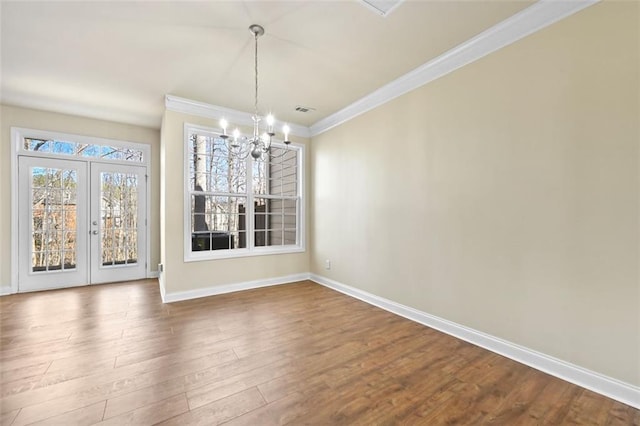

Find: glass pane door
18;155;148;292
90;163;146;284
19;157;88;291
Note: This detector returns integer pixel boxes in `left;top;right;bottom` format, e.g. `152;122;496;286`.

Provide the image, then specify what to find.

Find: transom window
185;124;304;260
23;137;144;162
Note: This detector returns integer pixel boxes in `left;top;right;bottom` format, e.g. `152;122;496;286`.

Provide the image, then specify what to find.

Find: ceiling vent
359;0;405;17
295;105;316;113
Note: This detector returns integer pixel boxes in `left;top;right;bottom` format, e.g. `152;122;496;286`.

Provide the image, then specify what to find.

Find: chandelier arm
265;142;291;160
227;141;253;161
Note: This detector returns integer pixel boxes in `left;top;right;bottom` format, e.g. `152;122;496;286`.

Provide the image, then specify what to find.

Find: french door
18;156;147;292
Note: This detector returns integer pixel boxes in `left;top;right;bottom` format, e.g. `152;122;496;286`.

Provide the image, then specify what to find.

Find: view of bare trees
189;132;298;251
100;172;138;266
30;168;139;271
31;168;78;271
25;138;144;162
28;139;142;272
190;134;248;250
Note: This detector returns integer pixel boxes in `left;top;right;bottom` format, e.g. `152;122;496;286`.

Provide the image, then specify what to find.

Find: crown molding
165;95;311;139
309;0;599;137
166;1;599;139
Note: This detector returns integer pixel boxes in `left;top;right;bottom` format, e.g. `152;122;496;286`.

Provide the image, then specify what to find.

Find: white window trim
10;127;152;294
183;123;305;262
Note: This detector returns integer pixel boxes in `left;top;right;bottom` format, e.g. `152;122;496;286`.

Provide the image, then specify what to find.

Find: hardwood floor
0;279;637;425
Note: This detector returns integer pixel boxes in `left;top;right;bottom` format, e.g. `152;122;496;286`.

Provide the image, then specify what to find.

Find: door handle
92;230;98;235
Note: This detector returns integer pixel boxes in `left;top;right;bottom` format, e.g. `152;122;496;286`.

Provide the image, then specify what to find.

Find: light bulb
220;118;228;135
282;124;290;142
233;128;240;141
266;114;275;133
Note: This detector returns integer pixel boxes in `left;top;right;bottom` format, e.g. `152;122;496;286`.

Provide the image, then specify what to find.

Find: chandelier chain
254;31;259;120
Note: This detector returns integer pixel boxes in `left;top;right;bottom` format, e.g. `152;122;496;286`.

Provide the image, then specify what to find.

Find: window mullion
266;155;270;247
190;190;242;198
296;150;301;246
252;194;297;200
246;154;254;250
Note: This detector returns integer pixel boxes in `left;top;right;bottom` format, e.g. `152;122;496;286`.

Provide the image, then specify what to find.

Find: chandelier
219;24;290;159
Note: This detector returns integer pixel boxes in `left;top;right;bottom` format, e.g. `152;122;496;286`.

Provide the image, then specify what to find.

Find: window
185;124;304;260
23;138;144;162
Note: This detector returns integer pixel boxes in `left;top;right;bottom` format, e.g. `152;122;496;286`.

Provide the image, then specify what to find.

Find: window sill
184;246;306;262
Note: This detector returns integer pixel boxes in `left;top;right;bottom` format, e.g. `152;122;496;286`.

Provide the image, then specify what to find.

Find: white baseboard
161;273;311;304
0;286;13;296
147;270;159;279
310;273;640;410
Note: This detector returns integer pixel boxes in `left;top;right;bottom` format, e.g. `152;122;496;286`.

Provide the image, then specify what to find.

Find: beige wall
311;1;639;386
160;110;310;294
0;105;161;287
0;0;636;390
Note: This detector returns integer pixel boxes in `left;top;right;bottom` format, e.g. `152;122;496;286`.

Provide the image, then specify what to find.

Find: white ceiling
1;1;533;129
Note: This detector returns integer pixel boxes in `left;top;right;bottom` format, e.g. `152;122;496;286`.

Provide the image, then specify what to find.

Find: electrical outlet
325;259;331;270
158;263;164;273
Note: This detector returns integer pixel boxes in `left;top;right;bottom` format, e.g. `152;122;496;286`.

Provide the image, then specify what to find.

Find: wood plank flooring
0;279;637;425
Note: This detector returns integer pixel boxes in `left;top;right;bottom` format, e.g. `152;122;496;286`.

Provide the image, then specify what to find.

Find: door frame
10;127;151;294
